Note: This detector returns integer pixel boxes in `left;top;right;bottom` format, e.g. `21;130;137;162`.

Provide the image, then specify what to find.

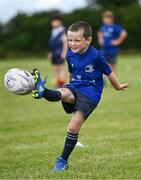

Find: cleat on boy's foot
53;156;69;172
31;69;47;99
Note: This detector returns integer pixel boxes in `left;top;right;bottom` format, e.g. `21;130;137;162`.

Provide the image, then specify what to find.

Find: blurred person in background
48;14;68;88
97;11;127;74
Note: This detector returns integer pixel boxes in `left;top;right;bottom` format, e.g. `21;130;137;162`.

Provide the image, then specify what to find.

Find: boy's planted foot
31;69;47;99
53;156;69;172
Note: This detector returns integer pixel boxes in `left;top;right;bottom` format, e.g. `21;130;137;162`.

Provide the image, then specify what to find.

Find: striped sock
61;132;78;161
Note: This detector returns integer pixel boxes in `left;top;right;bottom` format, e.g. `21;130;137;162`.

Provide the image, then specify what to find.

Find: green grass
0;55;141;179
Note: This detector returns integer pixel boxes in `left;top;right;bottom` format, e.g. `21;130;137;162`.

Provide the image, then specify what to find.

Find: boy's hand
107;72;130;91
111;39;120;46
117;83;130;91
111;30;127;46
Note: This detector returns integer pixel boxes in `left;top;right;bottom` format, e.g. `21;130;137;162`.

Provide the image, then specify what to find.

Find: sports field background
0;55;141;179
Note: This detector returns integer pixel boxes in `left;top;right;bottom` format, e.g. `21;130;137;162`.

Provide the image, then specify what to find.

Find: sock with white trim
61;132;78;161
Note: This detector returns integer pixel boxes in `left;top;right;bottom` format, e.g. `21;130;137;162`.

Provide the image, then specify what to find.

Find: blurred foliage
0;2;141;58
87;0;138;8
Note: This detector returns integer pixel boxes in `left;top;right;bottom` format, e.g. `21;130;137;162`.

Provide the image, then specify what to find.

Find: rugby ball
4;68;35;95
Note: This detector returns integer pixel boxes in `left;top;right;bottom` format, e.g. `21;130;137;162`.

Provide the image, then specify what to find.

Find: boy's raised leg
31;69;75;103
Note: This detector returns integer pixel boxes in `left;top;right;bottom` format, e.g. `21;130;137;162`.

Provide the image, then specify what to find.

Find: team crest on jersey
85;64;94;73
109;27;113;32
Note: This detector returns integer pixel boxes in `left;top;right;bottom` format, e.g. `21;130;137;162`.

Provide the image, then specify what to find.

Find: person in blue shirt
97;11;127;74
48;14;68;87
31;21;129;172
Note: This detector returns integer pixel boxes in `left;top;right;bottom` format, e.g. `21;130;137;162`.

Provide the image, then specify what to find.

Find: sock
57;79;65;88
43;88;61;102
61;132;78;161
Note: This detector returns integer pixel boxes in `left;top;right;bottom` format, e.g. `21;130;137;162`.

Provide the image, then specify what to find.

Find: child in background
97;11;127;74
32;21;129;172
48;14;68;87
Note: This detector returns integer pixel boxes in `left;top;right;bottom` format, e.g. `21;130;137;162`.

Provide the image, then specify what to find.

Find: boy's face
103;14;114;24
67;29;92;53
51;19;62;28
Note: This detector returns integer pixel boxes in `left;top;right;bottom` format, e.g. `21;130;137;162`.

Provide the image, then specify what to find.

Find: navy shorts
51;57;64;65
101;50;117;65
61;87;97;120
107;56;117;64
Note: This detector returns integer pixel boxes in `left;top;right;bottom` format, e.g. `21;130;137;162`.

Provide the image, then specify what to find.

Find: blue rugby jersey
66;46;112;105
99;23;123;56
49;26;66;60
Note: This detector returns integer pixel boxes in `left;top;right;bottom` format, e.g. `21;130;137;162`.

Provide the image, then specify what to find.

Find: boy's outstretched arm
107;72;129;90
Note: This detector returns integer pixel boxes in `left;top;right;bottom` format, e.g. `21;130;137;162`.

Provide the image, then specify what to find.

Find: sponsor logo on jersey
85;64;94;73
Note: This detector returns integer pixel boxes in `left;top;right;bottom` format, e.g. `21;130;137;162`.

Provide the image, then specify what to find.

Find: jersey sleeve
66;51;72;73
115;24;123;35
97;52;112;75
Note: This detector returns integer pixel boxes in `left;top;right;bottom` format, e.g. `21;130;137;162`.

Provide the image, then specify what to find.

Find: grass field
0;55;141;179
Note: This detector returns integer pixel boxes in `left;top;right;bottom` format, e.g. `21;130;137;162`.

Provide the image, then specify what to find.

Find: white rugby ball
4;68;35;95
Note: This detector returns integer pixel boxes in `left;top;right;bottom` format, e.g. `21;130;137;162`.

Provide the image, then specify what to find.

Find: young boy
48;14;68;87
31;21;129;172
97;11;127;74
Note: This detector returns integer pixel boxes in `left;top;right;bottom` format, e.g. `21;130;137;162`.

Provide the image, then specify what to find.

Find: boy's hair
102;11;114;18
68;21;92;39
51;14;63;22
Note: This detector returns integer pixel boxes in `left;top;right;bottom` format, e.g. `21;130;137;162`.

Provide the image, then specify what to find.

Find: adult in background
97;11;127;74
48;14;68;87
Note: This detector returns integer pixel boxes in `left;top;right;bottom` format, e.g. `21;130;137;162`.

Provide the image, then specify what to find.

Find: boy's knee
57;88;68;96
67;123;78;134
67;111;84;133
58;88;75;103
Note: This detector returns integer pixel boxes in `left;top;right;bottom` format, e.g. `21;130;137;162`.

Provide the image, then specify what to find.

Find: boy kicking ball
31;21;129;172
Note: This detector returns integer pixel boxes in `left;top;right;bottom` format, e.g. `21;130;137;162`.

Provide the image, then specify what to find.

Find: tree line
0;2;140;58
